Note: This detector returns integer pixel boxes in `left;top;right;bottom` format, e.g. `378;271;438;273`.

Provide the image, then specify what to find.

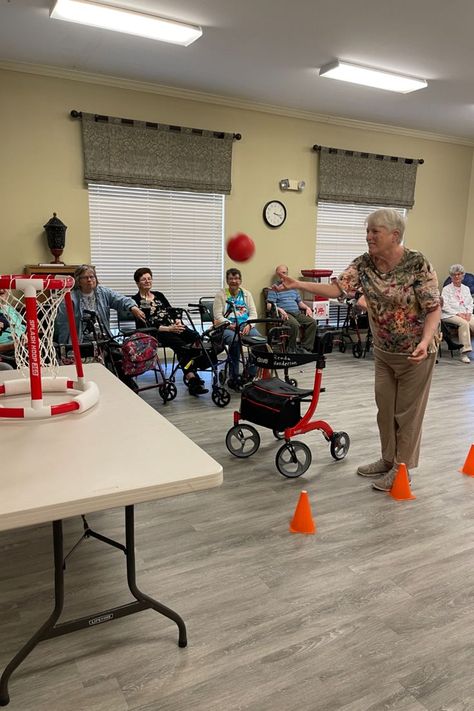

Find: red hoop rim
0;274;75;290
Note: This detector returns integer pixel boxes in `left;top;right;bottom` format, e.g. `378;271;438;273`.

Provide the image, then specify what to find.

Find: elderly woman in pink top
441;264;474;364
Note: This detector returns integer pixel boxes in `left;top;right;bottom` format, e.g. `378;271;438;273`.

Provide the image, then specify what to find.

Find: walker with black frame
140;301;232;408
225;331;350;478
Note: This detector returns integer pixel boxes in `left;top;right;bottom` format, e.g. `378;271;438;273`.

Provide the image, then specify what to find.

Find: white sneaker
460;354;470;364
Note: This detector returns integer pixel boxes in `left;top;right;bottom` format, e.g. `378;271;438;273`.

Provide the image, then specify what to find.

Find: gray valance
76;112;236;194
315;146;423;208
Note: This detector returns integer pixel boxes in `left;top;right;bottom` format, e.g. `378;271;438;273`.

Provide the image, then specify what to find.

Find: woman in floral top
275;209;441;492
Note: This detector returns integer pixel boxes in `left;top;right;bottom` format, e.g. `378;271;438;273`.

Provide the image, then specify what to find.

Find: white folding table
0;363;223;706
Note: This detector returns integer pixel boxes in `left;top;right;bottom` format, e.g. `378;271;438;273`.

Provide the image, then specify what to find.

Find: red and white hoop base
0;274;100;419
0;376;100;419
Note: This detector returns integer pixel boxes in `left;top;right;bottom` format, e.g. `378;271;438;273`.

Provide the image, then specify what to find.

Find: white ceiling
2;0;474;142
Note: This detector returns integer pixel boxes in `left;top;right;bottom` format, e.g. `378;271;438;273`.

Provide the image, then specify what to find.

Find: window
315;201;407;275
88;184;224;308
314;201;407;324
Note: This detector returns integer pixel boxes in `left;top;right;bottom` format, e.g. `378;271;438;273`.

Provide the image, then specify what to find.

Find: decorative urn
44;212;67;264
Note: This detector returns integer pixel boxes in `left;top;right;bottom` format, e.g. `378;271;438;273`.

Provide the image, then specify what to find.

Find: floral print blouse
337;248;440;354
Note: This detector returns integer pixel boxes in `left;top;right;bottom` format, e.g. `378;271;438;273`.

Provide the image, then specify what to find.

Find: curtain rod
70;110;241;140
312;144;423;165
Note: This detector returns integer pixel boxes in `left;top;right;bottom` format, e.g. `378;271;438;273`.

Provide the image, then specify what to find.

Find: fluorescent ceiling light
319;60;427;94
50;0;203;46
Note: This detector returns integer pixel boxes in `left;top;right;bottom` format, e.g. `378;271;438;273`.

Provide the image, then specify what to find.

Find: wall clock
263;200;287;228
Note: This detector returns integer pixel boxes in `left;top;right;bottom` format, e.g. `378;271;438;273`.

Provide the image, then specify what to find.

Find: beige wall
1;67;473;302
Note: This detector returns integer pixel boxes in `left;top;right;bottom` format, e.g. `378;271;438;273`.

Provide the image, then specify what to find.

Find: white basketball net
0;278;70;378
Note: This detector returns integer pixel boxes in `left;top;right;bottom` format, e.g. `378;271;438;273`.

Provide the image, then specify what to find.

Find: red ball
226;233;255;262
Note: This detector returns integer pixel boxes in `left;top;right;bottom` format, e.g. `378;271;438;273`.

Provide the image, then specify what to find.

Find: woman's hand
131;306;146;322
272;275;300;292
168;321;185;334
408;341;428;363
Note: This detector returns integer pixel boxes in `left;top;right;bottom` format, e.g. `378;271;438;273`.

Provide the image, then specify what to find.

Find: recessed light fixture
319;60;427;94
50;0;203;46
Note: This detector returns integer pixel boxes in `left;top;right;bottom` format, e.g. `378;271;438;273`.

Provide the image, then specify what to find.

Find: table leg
125;505;187;648
0;506;187;706
0;520;65;707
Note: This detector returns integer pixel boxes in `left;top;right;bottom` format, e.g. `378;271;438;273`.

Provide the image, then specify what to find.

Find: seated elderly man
266;264;317;353
213;268;262;389
441;263;474;364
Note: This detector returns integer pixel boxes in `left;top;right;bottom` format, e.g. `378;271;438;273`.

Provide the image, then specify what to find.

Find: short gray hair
74;264;98;287
449;264;465;275
366;209;406;243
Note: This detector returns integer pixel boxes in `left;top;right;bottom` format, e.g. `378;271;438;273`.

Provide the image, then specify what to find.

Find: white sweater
441;282;473;317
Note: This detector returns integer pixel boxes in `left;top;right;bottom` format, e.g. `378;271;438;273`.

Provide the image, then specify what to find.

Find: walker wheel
287;378;298;387
212;387;231;408
330;431;350;460
273;428;286;440
275;441;312;478
218;369;227;385
352;342;363;358
226;425;260;458
339;341;346;353
158;382;177;403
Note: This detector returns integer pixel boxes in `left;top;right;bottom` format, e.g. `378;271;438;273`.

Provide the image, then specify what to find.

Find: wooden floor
1;349;474;711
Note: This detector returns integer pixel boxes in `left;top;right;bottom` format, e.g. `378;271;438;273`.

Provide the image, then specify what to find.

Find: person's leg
374;351;398;466
222;328;239;381
357;351;396;477
283;314;300;351
371;351;436;491
0;361;13;371
155;331;208;394
391;353;436;468
292;312;317;351
442;315;471;352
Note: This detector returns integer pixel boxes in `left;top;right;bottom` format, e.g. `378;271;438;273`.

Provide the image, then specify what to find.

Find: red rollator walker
225;332;350;478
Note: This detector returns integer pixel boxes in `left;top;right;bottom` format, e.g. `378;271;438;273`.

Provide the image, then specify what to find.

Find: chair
188;297;215;332
439;321;462;358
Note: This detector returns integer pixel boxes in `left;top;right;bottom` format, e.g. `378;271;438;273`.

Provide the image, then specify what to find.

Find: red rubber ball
226;233;255;262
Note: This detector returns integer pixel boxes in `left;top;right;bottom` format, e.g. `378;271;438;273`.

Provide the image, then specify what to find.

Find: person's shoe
187;377;209;396
296;346;312;354
460;353;471;363
372;464;411;491
357;458;392;477
227;378;240;391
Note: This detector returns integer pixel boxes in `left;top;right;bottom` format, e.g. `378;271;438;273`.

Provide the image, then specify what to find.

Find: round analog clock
263;200;287;228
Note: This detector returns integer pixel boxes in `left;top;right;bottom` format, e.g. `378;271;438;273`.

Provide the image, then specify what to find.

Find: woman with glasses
55;265;145;344
441;264;474;363
55;265;146;391
132;267;208;396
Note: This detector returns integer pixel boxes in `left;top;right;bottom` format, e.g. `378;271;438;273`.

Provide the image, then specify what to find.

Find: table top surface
0;363;223;532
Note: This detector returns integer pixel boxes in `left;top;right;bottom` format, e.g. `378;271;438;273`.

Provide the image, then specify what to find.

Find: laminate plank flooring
1;351;474;710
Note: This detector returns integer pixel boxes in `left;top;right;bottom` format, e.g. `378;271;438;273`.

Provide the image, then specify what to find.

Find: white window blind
88;184;224;307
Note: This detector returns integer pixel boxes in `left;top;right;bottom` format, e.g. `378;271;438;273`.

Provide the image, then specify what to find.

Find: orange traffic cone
389;463;416;501
459;444;474;477
289;490;316;534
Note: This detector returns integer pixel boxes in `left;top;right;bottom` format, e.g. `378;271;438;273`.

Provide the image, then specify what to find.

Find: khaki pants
374;348;436;469
441;315;474;352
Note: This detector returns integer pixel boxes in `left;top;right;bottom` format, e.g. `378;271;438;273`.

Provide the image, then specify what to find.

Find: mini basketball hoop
0;274;99;419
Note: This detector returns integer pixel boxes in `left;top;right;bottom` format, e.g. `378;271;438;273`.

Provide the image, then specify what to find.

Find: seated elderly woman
441;264;474;364
55;264;146;390
132;267;208;396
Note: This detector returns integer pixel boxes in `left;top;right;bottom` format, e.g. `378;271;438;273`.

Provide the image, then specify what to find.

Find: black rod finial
70;110;82;119
233;133;242;141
